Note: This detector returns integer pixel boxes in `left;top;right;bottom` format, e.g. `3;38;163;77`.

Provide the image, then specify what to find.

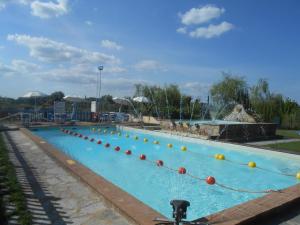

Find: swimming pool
31;126;300;220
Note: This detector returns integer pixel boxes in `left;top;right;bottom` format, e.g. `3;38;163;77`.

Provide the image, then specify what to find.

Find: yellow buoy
144;138;148;143
66;159;76;165
296;172;300;179
118;132;122;136
153;140;159;144
248;161;256;168
111;131;115;135
125;134;129;138
103;129;107;133
181;146;187;151
217;154;225;160
134;136;139;140
167;143;173;148
214;154;220;159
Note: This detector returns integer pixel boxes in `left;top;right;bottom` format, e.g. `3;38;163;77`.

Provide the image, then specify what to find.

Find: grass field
276;129;300;139
267;141;300;153
0;133;32;225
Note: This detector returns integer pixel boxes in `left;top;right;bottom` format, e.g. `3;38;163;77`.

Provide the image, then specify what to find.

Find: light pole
97;65;103;118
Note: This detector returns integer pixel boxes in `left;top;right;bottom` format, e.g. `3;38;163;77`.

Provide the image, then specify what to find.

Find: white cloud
5;34;127;92
189;21;234;39
11;59;40;72
40;66;95;84
40;65;127;84
0;0;68;18
181;82;211;99
102;77;150;95
30;0;69;18
0;58;126;93
176;27;187;34
0;59;39;76
0;2;6;10
180;5;225;26
177;5;234;39
85;20;93;26
134;60;164;71
101;40;123;51
7;34;120;65
0;0;32;10
18;0;32;4
39;66;149;97
0;62;16;76
105;66;126;73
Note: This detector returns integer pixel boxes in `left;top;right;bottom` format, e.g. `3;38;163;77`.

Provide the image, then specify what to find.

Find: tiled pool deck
8;127;300;225
3;129;133;225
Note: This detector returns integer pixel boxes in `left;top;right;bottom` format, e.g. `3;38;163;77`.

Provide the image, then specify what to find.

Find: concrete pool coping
20;126;300;225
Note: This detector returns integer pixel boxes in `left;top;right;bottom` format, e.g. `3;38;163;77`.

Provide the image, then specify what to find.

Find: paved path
260;205;300;225
246;138;299;146
3;130;132;225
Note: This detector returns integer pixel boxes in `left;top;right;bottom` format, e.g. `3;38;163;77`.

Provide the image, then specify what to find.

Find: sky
0;0;299;102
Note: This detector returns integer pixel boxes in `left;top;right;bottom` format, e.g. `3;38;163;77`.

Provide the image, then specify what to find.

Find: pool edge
20;127;300;225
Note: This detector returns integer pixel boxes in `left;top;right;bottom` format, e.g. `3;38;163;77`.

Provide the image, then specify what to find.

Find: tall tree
133;83;202;120
210;73;250;108
49;91;65;102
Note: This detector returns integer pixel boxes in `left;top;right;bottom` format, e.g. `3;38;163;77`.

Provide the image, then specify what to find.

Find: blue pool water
32;126;300;220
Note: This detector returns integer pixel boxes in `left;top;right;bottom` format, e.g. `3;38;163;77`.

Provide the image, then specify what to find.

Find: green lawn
0;134;32;224
276;129;300;139
267;141;300;153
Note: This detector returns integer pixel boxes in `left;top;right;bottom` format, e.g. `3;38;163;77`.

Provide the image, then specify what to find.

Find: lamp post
97;65;104;118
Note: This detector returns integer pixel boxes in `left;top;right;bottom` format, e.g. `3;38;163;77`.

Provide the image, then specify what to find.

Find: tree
49;91;64;102
133;83;202;120
250;79;299;123
210;73;250;108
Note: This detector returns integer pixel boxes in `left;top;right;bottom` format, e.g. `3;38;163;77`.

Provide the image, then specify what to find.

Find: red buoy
114;146;120;151
156;160;164;167
79;134;83;138
178;167;186;174
74;133;78;136
125;150;132;155
206;176;216;185
84;136;88;140
97;140;102;144
65;130;69;133
69;131;73;135
105;143;110;148
140;154;146;160
90;138;94;142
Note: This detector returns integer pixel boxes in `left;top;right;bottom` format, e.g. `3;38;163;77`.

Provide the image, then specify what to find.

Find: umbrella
22;91;48;98
63;96;85;103
113;97;131;106
113;97;139;116
133;96;150;103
